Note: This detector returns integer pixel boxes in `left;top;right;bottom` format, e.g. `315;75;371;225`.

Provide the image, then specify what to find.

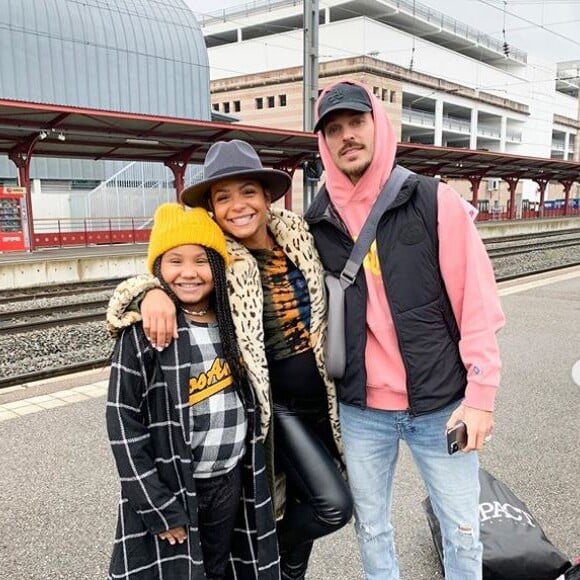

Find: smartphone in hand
447;421;467;455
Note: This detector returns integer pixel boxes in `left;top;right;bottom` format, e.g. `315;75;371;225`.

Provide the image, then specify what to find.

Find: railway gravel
1;242;579;384
0;290;112;313
493;246;580;278
0;321;111;380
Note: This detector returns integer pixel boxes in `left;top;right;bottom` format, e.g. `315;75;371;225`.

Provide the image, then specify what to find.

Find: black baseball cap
314;82;373;133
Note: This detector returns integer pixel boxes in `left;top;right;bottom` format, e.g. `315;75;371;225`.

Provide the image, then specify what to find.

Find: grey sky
185;0;580;62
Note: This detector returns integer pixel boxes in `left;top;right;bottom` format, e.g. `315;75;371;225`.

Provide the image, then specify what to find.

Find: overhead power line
477;0;580;48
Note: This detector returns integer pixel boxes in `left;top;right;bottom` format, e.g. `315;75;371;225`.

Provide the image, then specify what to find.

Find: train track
487;238;580;259
484;228;580;258
0;300;107;335
483;228;580;246
1;231;580;391
0;279;122;306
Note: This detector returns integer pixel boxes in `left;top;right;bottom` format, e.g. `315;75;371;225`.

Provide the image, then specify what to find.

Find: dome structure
0;0;210;179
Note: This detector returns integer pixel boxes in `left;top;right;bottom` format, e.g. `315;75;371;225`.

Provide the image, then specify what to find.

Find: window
233;100;241;112
267;96;275;108
223;102;230;114
382;89;389;101
373;86;380;97
279;94;287;107
390;90;396;103
212;103;219;111
71;179;101;190
255;97;263;109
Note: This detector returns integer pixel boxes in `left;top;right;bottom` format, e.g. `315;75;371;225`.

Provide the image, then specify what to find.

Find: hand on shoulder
142;288;177;351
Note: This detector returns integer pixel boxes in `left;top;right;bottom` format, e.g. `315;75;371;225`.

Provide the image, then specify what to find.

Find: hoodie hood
316;80;397;216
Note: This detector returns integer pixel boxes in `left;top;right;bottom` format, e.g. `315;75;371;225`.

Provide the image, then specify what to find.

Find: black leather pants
273;399;353;579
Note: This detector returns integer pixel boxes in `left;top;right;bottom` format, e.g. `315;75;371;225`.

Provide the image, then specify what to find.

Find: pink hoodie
317;81;505;412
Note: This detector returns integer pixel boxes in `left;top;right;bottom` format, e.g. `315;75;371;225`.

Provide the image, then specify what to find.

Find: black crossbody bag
324;165;413;379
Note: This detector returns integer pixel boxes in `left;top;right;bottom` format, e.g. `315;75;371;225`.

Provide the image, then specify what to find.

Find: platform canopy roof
0;98;315;172
398;145;580;183
0;98;579;183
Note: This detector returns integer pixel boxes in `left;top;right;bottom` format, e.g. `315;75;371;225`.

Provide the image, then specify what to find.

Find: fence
28;206;580;249
33;217;151;248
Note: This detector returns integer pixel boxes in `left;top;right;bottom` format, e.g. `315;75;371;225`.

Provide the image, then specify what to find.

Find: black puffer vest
305;173;467;416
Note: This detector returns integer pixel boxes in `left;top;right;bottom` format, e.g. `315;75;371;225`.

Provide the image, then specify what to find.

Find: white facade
200;0;579;195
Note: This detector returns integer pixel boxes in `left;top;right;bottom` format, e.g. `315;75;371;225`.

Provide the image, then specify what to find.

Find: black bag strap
339;165;413;288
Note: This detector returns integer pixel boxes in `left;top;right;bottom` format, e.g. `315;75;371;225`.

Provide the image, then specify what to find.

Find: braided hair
153;249;249;396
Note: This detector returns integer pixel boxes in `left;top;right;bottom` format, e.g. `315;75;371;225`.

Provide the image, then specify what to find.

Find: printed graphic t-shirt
187;320;247;478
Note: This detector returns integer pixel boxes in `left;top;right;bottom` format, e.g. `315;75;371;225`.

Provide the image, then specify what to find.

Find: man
304;80;505;580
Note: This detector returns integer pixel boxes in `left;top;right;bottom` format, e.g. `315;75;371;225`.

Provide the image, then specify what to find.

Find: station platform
0;243;147;290
0;267;578;579
1;216;579;290
476;215;580;238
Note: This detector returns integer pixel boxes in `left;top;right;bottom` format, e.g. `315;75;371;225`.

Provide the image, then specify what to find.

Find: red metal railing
476;207;580;222
28;209;580;249
33;218;151;248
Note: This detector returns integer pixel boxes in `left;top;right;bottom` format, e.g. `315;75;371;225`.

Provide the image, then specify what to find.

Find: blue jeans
340;402;482;580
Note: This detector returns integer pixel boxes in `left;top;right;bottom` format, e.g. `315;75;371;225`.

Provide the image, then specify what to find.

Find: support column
576;67;580;161
285;180;293;211
9;135;38;251
468;176;482;209
505;177;519;220
166;161;187;200
560;180;573;216
165;146;201;202
303;0;319;209
500;116;507;153
534;179;548;217
469;108;477;150
434;99;443;146
274;162;300;212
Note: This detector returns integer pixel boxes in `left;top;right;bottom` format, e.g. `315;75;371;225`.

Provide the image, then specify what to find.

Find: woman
106;140;353;580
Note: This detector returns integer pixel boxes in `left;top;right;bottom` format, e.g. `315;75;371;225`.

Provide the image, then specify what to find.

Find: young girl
107;142;353;580
106;203;279;580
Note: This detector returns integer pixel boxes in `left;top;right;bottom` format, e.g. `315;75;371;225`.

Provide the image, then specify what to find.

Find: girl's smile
160;244;214;310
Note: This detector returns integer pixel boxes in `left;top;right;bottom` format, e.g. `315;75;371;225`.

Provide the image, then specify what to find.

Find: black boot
280;540;313;580
281;562;306;580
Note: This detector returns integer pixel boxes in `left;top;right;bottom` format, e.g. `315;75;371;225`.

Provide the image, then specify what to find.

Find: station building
200;0;580;211
1;0;579;224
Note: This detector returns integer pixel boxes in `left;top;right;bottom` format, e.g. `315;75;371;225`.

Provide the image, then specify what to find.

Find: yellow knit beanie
147;203;229;273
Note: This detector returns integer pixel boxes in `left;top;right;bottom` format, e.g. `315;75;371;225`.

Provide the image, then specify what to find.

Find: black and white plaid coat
106;313;280;580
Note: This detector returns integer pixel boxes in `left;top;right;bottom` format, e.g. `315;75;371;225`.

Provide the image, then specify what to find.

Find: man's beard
344;159;371;183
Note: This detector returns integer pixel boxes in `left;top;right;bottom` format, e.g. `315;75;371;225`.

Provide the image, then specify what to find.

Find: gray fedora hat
181;140;292;207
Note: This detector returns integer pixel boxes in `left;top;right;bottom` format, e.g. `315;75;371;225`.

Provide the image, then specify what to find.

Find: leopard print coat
226;207;341;450
106;207;344;513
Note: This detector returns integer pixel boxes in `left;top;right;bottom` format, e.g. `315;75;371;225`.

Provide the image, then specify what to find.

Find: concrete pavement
1;269;579;579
